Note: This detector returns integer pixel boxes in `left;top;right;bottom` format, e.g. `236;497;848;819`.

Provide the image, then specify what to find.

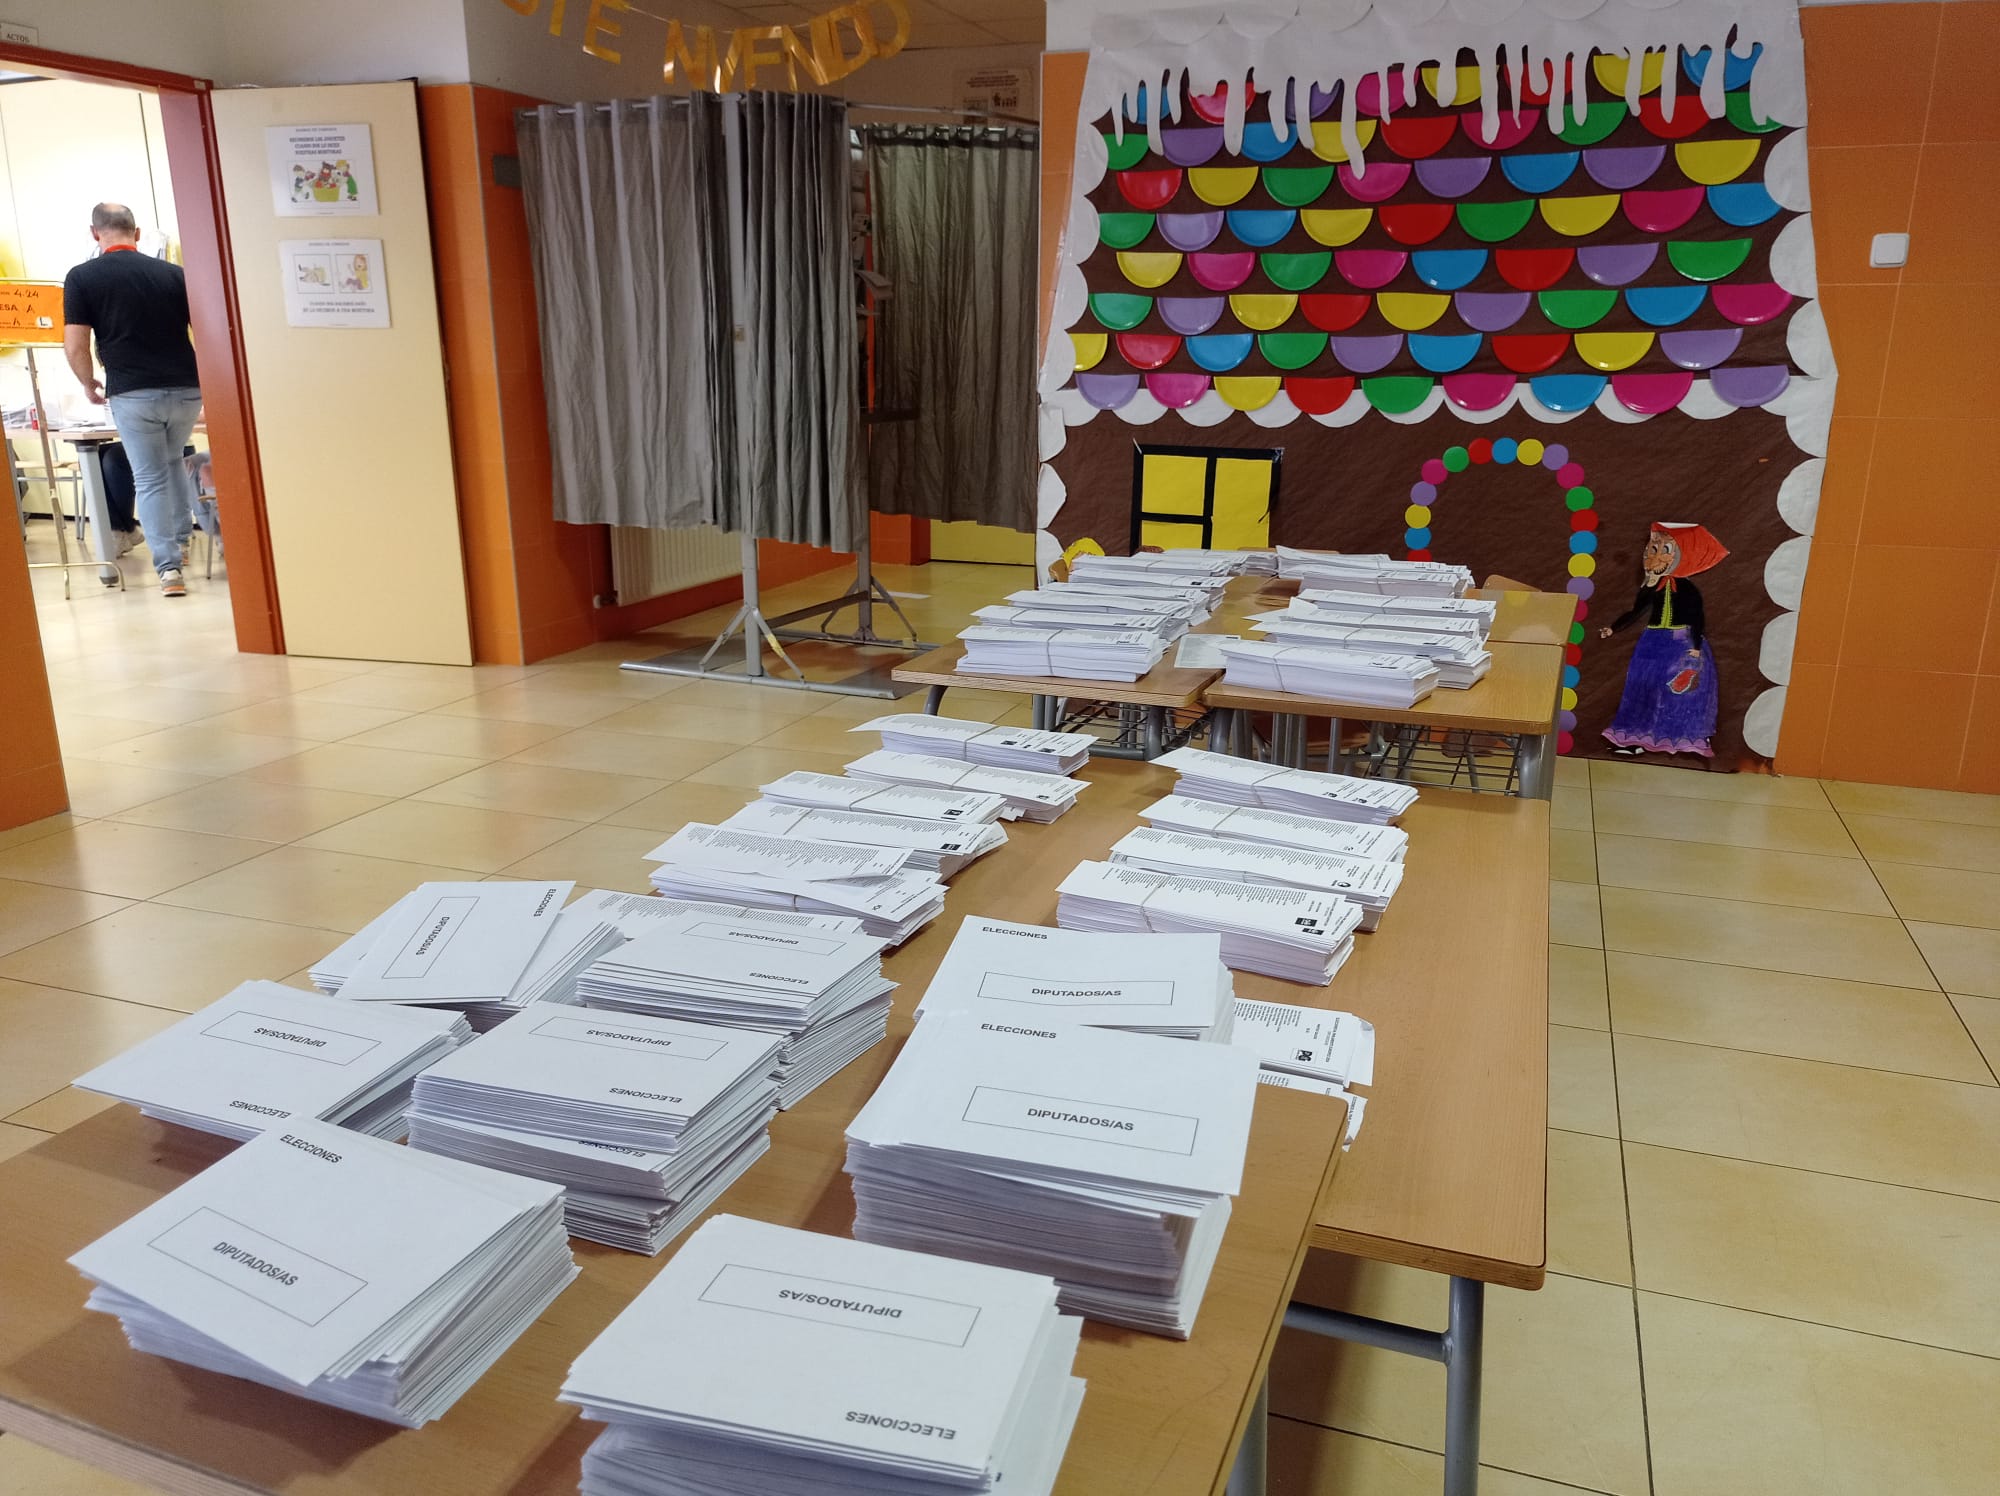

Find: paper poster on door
267;123;378;216
280;239;389;328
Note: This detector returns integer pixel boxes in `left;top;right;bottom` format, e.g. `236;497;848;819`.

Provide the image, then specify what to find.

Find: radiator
607;525;742;606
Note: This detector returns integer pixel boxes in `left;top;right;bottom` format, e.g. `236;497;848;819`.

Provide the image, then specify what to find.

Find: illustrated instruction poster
280;239;389;328
267;123;378;216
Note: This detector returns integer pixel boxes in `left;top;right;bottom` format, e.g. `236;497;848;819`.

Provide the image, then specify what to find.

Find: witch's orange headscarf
1652;522;1728;578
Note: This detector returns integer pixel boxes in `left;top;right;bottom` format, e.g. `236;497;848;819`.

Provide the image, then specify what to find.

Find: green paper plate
1667;238;1754;281
1262;164;1337;208
1088;291;1153;331
1537;288;1620;329
1551;100;1627;146
1260;251;1333;291
1257;331;1329;370
1098;212;1156;250
1103;130;1150;171
1362;375;1436;414
1456;198;1538;243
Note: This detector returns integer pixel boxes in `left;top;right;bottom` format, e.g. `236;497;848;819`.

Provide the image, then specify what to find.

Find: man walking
62;202;204;597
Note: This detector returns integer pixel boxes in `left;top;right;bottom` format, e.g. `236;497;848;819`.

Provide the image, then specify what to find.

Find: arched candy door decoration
1404;437;1591;754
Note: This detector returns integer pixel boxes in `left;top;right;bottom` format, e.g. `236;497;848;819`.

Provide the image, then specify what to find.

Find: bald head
91;202;138;244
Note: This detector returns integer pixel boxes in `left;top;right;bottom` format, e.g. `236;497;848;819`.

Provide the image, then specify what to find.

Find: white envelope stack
1296;586;1498;632
1140;793;1411;863
846;1013;1258;1337
1218;638;1440;707
561;1215;1086;1496
972;603;1188;640
1067;550;1242;584
1249;613;1493;688
845;750;1089;823
1108;827;1405;932
916;917;1235;1042
759;769;1010;827
1055;861;1362;984
1156;746;1420;825
854;714;1094;775
956;626;1169;683
644;824;945;945
1003;583;1205;629
70;1120;576;1426
1055;567;1231;614
1277;548;1475;597
723;798;1007;878
576;910;894;1108
74;980;469;1142
406;1007;782;1253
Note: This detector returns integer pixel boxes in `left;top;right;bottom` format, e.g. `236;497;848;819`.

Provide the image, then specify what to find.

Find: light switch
1869;232;1910;268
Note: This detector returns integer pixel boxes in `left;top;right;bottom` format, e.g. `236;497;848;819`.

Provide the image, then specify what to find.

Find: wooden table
1469;588;1580;647
0;759;1347;1496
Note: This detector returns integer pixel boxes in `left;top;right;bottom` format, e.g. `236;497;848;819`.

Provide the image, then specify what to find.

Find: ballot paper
562;1215;1086;1496
759;769;1009;826
846;1011;1259;1336
1069;550;1240;580
1282;597;1488;639
1056;861;1362;984
956;626;1170;683
1139;794;1411;863
334;880;570;1004
643;827;944;945
973;604;1188;640
645;824;912;884
1005;584;1203;625
1297;587;1498;628
1173;633;1240;669
854;714;1094;775
1156;746;1420;824
1278;548;1474;597
1218;638;1441;707
71;1120;575;1425
1254;1072;1369;1148
1108;827;1404;931
566;887;863;937
1249;616;1492;688
845;750;1089;823
724;799;1007;878
915;917;1235;1041
1231;999;1377;1088
74;981;469;1142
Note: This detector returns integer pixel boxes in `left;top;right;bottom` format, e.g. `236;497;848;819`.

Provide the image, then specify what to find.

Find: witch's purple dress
1602;578;1718;758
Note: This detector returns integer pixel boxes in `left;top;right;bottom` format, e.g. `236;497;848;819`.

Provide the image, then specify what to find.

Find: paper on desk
1232;999;1376;1087
1174;634;1239;669
337;881;570;1003
643;824;911;883
917;916;1225;1029
567;888;864;936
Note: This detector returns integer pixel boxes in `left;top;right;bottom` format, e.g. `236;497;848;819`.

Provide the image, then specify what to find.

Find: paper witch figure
1597;521;1729;758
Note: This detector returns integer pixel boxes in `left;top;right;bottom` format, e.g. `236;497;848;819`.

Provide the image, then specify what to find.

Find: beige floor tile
52;712;184;752
1267;1419;1618;1496
176;655;377;695
808;690;1002;723
1548;1129;1631;1286
243;741;488;796
0;819;269;900
1606;951;1990;1083
1548;828;1596;885
7;1086;119;1132
1275;1263;1649;1496
687;744;859;789
413;760;666;822
1625;1142;2000;1357
156;844;485;933
600;780;762;834
583;700;789;746
726;711;875;755
1549;784;1592;832
57;759;212;819
1550;1025;1618;1138
1951;994;2000;1078
0;1433;162;1494
344;713;569;761
431;682;639;728
370;660;541;690
0;879;130;958
523;661;687;698
60;684;268;727
0;813;82;853
652;679;828;719
1599;887;1935;989
1549;880;1602;949
297;672;485;712
1593;833;1893;916
0;1122;45;1162
1824;778;2000;827
1872;861;2000;930
297;799;586;874
1639;1292;2000;1496
499;822;674;894
1591;789;1857;857
1587;757;1829;808
0;904;348;1014
0;979;181;1112
1843;813;2000;874
1614;1034;2000;1200
203;697;413;742
108;779;388;843
507;728;737;779
70;722;312;777
1554;755;1589;788
1550;944;1608;1029
1907;921;2000;999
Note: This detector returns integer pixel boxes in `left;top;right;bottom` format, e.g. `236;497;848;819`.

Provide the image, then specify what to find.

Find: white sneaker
159;569;187;598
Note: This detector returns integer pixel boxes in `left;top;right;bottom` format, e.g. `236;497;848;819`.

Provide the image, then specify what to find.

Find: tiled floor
6;534;2000;1493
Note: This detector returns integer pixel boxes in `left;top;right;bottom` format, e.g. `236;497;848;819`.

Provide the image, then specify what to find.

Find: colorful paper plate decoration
1658;326;1741;369
1114;332;1181;369
1262;251;1334;291
1334;249;1408;289
1216;375;1282;410
1305;118;1378;163
1077;371;1141;409
1706;182;1781;226
1576;242;1658;286
1117;251;1183;289
1188;251;1257;291
1710;364;1790;406
1238;122;1297;163
1608;370;1694;412
1099;212;1155;249
1380;202;1458;244
1420;63;1484;106
1225;208;1297;247
1301;207;1373;246
1263;164;1337;207
1258;330;1330;369
1493;332;1571;373
1188;166;1257;205
1338;161;1413;203
1409;332;1482;372
1161;127;1225;167
1444;371;1517;409
1495;247;1574;289
1411;248;1488;290
1186;332;1254;371
1069;331;1107;370
1531;373;1607;410
1623;186;1705;233
1675;137;1761;185
1456;290;1534;331
1146;371;1212;408
1102;131;1149;171
1414;155;1492;198
1540;194;1623;237
1286;375;1356;414
1089;292;1152;331
1552;100;1626;146
1575;330;1656;370
1582;144;1666;191
1710;282;1793;325
1539;287;1620;329
1156;211;1224;251
1667;237;1753;280
1228;292;1298;330
1458;198;1538;242
1725;91;1784;134
1332;334;1404;373
1592;50;1665;97
1462;108;1542;150
1300;292;1371;331
1683;41;1762;92
1502;150;1580;194
1624;284;1708;326
1377;292;1451;330
1157;296;1225;335
1635;93;1710;139
1363;375;1435;414
1381;113;1459;159
1116;169;1182;211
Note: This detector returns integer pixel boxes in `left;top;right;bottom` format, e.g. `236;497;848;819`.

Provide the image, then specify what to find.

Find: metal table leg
1232;707;1252;758
923;685;946;715
1325;715;1344;775
1142;705;1165;759
1208;707;1230;752
73;440;122;586
1515;730;1554;801
1225;1373;1268;1496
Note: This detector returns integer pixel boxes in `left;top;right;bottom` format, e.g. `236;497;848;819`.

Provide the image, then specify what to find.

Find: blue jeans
107;387;203;576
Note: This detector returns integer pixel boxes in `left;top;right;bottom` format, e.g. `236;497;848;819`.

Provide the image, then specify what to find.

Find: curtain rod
517;97;1033;127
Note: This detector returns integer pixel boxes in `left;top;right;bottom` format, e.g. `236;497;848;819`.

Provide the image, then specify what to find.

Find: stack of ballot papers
1231;999;1376;1148
1218;638;1440;706
759;768;1009;826
74;980;469;1142
956;626;1170;682
1141;794;1411;862
1056;861;1362;983
576;910;894;1107
1005;583;1205;628
1108;827;1403;931
70;1119;576;1426
846;749;1089;823
1250;615;1492;688
406;1008;781;1253
972;603;1188;641
561;1215;1085;1496
1278;548;1474;597
1157;747;1420;824
1297;587;1497;632
567;887;864;938
311;880;624;1030
1068;549;1241;583
723;799;1006;878
644;824;945;944
846;1012;1258;1336
1281;595;1489;641
855;713;1093;775
915;917;1235;1042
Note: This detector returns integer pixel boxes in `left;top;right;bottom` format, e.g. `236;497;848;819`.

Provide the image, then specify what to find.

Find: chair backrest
1481;572;1535;592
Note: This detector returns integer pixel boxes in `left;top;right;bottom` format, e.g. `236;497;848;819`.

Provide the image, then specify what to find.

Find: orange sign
0;280;63;346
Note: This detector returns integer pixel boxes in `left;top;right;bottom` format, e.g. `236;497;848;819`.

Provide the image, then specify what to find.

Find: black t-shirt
62;249;202;397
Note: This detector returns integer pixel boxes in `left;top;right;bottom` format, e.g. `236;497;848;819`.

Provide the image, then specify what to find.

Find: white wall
0;0;225;79
215;0;471;86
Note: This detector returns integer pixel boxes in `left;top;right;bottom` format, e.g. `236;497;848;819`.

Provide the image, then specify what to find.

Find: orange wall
1779;0;2000;793
0;511;66;830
